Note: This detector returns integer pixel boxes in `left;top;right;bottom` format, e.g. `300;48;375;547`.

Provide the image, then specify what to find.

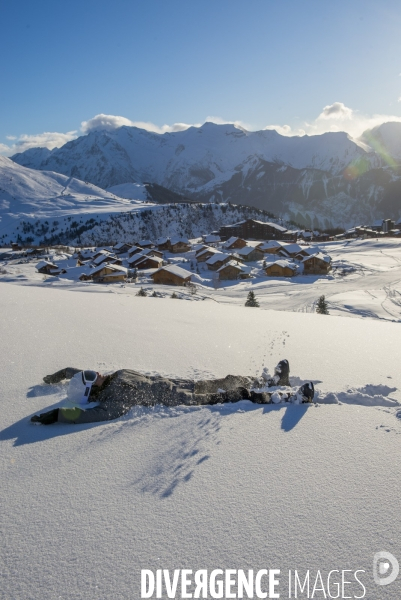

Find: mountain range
10;121;401;230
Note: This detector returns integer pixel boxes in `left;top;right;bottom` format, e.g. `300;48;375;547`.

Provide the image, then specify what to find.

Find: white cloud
81;113;198;135
0;143;11;154
81;114;135;133
398;96;401;102
264;102;401;139
264;124;306;136
319;102;353;120
0;131;77;156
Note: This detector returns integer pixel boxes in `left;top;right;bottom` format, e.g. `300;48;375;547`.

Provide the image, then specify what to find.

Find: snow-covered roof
253;220;287;232
216;260;242;272
302;252;331;264
92;253;115;265
206;252;231;265
203;234;221;243
154;264;192;279
279;243;303;255
216;260;250;273
127;251;152;264
302;246;320;256
196;247;218;258
139;239;154;246
257;240;282;250
135;256;163;266
113;242;131;250
223;236;239;247
220;220;246;228
156;236;169;245
235;246;261;257
36;260;57;270
92;264;128;277
170;236;189;246
267;259;297;270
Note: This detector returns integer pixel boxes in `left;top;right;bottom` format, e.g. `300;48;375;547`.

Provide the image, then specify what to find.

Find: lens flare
343;156;370;180
363;132;397;169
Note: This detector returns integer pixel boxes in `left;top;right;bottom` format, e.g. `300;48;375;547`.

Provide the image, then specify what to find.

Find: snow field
1;243;401;599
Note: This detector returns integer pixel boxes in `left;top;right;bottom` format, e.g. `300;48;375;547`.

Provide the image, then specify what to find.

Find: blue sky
1;0;401;154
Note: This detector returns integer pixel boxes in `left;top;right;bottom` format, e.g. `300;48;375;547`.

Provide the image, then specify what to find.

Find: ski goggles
81;370;98;403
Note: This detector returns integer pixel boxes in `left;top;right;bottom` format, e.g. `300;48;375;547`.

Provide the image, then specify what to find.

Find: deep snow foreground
1;283;401;599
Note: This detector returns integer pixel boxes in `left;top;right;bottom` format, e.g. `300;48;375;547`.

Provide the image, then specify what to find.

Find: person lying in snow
31;360;314;425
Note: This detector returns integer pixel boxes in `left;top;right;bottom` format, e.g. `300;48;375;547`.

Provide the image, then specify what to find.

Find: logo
373;551;399;586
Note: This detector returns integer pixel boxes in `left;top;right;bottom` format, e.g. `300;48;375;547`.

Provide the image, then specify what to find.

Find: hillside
10;201;288;247
0;156;193;245
11;121;401;229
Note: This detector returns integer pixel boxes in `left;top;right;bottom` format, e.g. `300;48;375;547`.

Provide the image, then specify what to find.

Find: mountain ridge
10;121;401;228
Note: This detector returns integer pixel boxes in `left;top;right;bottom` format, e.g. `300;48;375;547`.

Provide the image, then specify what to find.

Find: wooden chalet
92;253;118;267
302;253;332;275
127;251;152;267
295;247;320;261
91;264;127;283
113;242;133;254
138;239;155;249
217;260;251;280
196;247;218;262
234;246;264;262
170;237;191;253
77;249;95;261
278;243;304;258
219;218;289;241
206;252;233;271
92;249;111;260
78;272;93;282
256;240;282;254
25;247;45;257
156;237;171;251
151;265;192;286
35;260;62;275
223;236;247;250
149;249;163;259
195;245;209;256
135;256;163;270
127;245;144;258
265;260;297;278
203;234;221;245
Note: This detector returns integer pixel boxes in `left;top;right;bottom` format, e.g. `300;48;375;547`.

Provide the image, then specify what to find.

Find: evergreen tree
136;287;147;297
171;292;178;299
316;295;329;314
245;290;259;307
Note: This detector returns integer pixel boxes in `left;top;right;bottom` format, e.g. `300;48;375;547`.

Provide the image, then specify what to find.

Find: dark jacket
45;368;264;424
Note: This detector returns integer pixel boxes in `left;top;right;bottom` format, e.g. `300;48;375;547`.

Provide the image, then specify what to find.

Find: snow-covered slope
105;182;149;200
361;121;401;162
12;121;401;228
0;155;149;243
1;282;401;599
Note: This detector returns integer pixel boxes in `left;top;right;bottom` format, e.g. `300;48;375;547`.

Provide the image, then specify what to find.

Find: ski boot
266;359;290;387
